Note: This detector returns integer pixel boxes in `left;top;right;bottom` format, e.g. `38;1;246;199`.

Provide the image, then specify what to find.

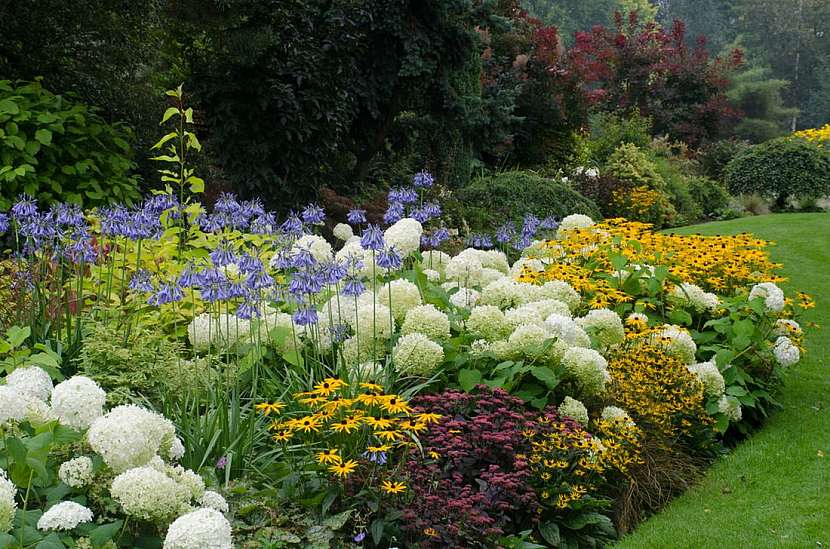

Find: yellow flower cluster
606;343;712;439
261;378;439;485
610;185;674;225
793;123;830;142
527;415;640;511
521;219;784;296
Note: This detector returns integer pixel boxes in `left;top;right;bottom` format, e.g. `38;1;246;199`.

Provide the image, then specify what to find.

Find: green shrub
0;80;140;209
587;110;653;164
686;176;733;219
697;139;751;182
605;143;665;190
457;170;600;231
76;319;217;405
651;155;703;225
725;137;830;208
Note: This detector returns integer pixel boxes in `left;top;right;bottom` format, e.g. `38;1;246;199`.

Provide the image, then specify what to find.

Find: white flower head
392;333;444;377
59;456;95;488
686;360;725;397
577;309;625;349
290;234;333;263
654;325;697;364
717;395;742;421
376;279;422;322
5;366;53;402
0;469;16;534
384;218;423;256
333;223;354;241
544;314;591;348
87;404;176;472
199;490;229;514
163;508;233;549
401;304;451;341
0;386;30;427
111;466;191;521
50;376;106;430
449;287;480;309
601;406;634;426
559;396;589;425
671;283;719;313
773;336;800;367
37;501;93;531
749;282;785;312
556;214;595;238
561;347;608;396
466;305;510;342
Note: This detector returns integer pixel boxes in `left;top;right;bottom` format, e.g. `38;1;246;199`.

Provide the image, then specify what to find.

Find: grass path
617;213;830;549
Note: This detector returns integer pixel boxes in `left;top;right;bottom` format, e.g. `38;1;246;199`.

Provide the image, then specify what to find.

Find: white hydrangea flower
0;386;30;426
199;491;229;514
291;234;333;263
508;324;551;357
423;268;441;282
544;314;591;348
168;437;186;461
558;396;588;425
489;340;513;360
469;339;492;357
50;376;106;430
717;395;742;421
654;325;697;364
401;304;451;341
0;469;16;534
167;464;206;500
556;214;594;238
423;250;451;274
671;283;719;313
111;466;191;521
384;218;423;256
23;397;54;425
392;333;444;377
187;313;251;352
526;299;570;320
88;404;177;472
479;267;505;287
577;309;625;349
687;360;725;397
749;282;785;312
339;336;373;368
333;223;354;241
163;508;233;549
773;319;801;337
466;305;510;341
5;366;53;402
561;347;608;396
504;305;545;330
444;253;483;286
772;336;800;367
601;406;634;425
37;501;93;531
537;280;580;312
376;279;423;322
348;301;396;340
479;250;510;273
449;287;480;309
479;277;527;309
59;456;94;488
334;240;376;279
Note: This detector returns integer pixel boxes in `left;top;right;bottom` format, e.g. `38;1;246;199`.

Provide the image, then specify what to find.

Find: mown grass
617;213;830;549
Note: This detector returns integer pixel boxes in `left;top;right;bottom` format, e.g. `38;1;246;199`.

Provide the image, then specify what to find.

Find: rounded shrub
686;176;732;219
725;137;830;207
457;170;600;231
0;80;140;209
697;139;750;182
605;143;665;190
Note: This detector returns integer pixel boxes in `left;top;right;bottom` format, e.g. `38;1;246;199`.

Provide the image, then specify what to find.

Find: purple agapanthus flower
360;224;385;251
11;194;37;221
293;306;318;326
495;222;515;244
129;269;155;293
301;203;326;225
214;192;242;215
341;276;365;297
540;216;559;230
347;209;367;225
383;201;405;224
388;186;418;204
412;170;434;189
0;213;10;234
148;283;184;306
280;211;305;237
250;212;278;234
377;246;402;270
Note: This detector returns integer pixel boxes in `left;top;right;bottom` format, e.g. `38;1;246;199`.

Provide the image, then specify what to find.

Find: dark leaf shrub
572;173;633;217
399;386;576;547
696;139;750;182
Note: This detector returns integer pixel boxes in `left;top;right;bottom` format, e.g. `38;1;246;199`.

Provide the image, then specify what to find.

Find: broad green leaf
34;128;52;145
530;366;559;390
89;521;123;547
160;107;180;124
458;368;482;392
539;521;561;546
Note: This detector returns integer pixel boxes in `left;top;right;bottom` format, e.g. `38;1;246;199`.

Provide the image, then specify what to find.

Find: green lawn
617;213;830;549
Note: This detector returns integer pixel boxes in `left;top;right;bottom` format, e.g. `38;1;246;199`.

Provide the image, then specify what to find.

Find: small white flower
558;396;588;425
163;508;233;549
333;223;354;241
772;336;800;367
5;366;53;402
384;218;423;256
0;469;16;534
59;457;94;488
37;501;93;531
50;376;106;430
199;490;229;514
749;282;785;312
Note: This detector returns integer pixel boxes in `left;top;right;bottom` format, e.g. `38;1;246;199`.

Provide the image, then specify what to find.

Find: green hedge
725;137;830;207
0;80;140;209
456;170;601;231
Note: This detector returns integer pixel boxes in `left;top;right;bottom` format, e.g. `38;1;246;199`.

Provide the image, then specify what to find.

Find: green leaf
151;132;178;150
0;98;19;115
539;521;561;546
282;350;304;368
726;385;747;397
34;129;52;145
35;533;65;549
89;521;123;547
530;367;559;390
0;533;17;548
160;107;180;124
187;176;205;194
6;325;31;348
370;519;385;546
668;308;693;326
458;368;482;392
